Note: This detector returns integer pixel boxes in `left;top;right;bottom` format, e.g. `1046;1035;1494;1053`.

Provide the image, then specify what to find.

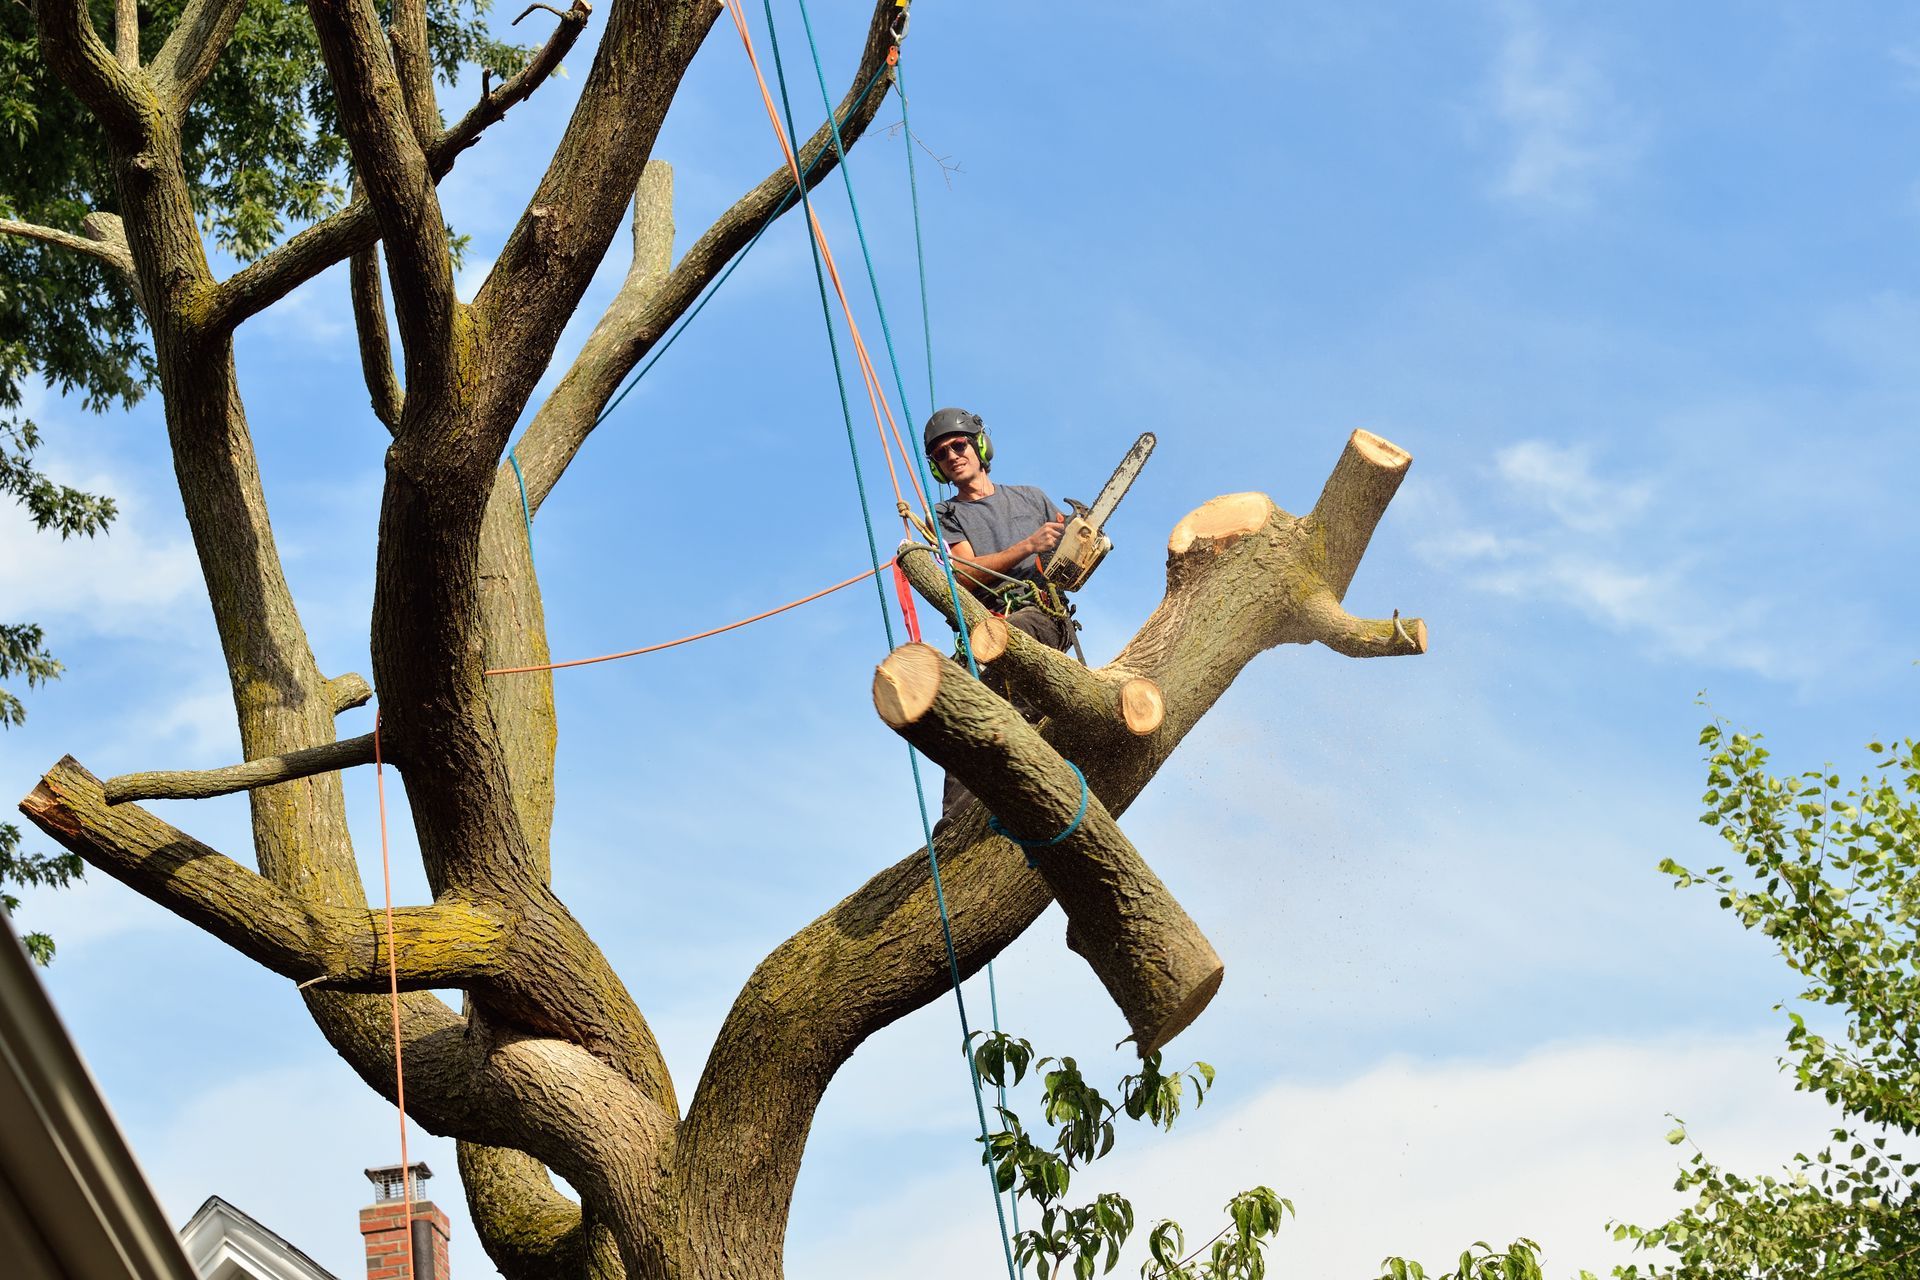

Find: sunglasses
931;438;974;458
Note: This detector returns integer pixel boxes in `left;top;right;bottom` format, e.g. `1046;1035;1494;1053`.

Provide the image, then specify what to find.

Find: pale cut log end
1140;961;1224;1058
1169;493;1272;555
1118;677;1165;737
1409;617;1429;653
872;643;947;728
1349;428;1411;473
967;615;1009;665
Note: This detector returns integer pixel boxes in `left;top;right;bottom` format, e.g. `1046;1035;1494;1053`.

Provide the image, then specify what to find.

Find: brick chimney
360;1163;449;1280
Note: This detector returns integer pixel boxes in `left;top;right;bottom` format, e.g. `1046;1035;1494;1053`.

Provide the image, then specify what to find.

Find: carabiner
890;0;910;43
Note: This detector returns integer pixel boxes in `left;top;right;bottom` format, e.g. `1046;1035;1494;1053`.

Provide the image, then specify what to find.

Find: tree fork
874;643;1223;1055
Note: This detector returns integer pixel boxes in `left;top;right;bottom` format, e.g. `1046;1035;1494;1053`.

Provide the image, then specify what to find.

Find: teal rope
789;1;982;692
887;40;1019;1239
758;8;1018;1278
987;762;1089;866
507;450;534;553
587;59;893;434
756;1;897;650
897;59;938;417
794;0;919;435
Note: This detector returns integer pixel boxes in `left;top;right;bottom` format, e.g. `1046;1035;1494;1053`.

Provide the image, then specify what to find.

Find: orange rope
718;0;933;532
371;713;417;1280
484;563;882;676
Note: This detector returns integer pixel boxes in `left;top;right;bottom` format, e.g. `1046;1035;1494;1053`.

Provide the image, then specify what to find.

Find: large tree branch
102;733;378;803
26;0;145;142
678;431;1428;1276
150;0;247;108
305;0;458;397
22;758;512;990
875;643;1223;1054
463;0;718;402
510;0;899;513
457;1143;601;1280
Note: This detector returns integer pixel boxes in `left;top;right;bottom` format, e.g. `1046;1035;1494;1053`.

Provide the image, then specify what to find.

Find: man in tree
5;0;1431;1268
926;406;1075;814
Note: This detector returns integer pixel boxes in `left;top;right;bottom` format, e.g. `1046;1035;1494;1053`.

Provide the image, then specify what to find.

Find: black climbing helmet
923;407;993;482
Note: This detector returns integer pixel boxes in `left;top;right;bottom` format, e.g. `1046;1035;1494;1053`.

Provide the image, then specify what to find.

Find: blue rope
758;2;897;652
795;0;918;435
897;59;938;419
758;8;1018;1278
987;762;1089;867
880;37;1019;1240
507;450;534;555
790;0;983;693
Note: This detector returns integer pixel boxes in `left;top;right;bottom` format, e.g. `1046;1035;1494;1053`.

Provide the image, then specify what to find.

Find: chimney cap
364;1162;432;1203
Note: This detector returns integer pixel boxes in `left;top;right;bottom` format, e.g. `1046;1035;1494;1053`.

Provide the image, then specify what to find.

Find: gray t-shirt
935;484;1061;590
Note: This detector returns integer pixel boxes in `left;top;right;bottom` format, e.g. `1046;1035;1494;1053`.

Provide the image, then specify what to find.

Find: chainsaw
1043;432;1156;592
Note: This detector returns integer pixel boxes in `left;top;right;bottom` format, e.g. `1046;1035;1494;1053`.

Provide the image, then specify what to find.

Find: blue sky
6;1;1920;1276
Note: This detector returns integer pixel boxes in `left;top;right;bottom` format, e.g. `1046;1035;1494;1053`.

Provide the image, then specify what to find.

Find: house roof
177;1197;341;1280
0;914;198;1280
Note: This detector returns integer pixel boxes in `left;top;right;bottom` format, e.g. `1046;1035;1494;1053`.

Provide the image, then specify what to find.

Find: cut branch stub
1117;676;1165;736
1309;428;1411;601
873;644;1223;1055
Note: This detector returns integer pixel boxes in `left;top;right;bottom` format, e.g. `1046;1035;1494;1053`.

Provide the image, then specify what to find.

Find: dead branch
0;217;136;278
103;733;378;804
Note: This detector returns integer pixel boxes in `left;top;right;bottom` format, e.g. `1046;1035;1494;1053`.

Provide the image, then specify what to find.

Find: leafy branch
969;1030;1285;1280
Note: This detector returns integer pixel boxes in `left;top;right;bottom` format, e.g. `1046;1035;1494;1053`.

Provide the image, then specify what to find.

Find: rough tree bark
10;0;1426;1274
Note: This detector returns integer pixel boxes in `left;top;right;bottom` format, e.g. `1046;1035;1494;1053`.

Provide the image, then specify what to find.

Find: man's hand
1025;519;1066;557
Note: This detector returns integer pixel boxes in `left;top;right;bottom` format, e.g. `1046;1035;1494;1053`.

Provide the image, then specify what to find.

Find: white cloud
1487;4;1637;210
791;1034;1835;1280
1493;439;1651;534
1407;440;1805;680
0;477;199;637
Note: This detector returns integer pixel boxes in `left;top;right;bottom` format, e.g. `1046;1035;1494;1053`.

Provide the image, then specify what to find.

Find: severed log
895;543;1168;737
873;643;1221;1055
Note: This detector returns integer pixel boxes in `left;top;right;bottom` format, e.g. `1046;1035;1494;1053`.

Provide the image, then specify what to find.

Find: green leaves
0;619;83;962
976;1032;1280;1280
1119;1050;1214;1130
1605;723;1920;1278
0;822;81;964
1376;1238;1543;1280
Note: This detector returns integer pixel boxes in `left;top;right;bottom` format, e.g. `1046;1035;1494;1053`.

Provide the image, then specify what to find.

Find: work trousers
939;604;1076;817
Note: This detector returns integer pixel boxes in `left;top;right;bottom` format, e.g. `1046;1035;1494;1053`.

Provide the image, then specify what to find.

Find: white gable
177;1199;340;1280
